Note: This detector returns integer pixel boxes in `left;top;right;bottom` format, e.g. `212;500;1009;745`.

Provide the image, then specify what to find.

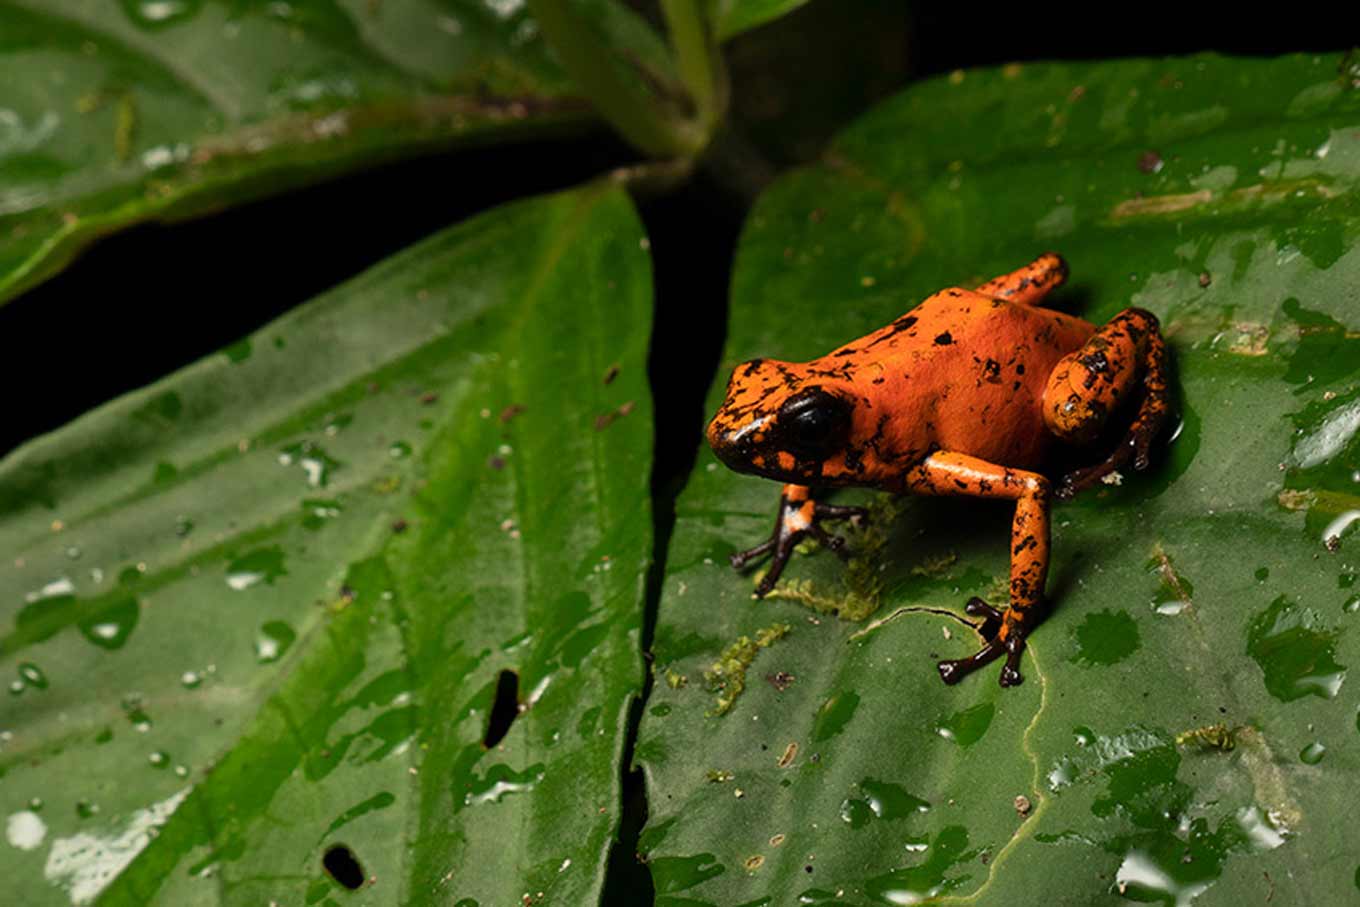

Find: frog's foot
731;485;868;597
1055;411;1162;498
937;598;1028;687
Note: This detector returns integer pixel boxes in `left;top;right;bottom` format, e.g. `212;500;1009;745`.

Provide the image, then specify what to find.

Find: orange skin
708;254;1169;687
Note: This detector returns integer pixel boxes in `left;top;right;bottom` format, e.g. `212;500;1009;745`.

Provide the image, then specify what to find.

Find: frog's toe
814;503;869;524
936;638;1005;685
730;537;776;569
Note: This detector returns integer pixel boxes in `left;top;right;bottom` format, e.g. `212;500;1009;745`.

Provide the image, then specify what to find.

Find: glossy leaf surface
0;0;603;306
640;54;1360;906
0;184;653;905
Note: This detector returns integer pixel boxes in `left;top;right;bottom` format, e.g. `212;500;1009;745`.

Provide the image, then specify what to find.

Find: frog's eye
779;388;851;457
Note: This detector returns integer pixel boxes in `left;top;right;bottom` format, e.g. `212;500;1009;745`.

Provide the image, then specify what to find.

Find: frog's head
707;358;854;483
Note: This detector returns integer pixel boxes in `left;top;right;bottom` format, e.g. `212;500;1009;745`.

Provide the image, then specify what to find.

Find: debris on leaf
705;623;791;716
499;404;525;423
911;551;957;577
665;669;688;689
603;363;620;384
706;769;734;783
744;855;764;871
1014;794;1032;816
1175;722;1237;751
594;401;635;431
777;742;798;768
766;671;795;691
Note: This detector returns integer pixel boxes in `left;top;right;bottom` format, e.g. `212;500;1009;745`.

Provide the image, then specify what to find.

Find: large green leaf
0;0;612;306
639;54;1360;905
0;184;653;905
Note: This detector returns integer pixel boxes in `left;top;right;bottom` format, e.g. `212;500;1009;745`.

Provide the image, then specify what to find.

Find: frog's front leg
905;451;1051;687
731;484;868;598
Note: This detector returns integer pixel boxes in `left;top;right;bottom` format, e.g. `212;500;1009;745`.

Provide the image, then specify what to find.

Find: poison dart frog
706;254;1169;687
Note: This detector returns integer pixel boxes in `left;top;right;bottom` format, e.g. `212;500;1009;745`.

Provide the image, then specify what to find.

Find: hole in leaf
323;844;365;890
483;669;520;748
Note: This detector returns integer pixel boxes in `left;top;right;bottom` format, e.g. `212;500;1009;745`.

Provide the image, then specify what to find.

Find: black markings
484;669;520;748
864;314;919;350
323;845;366;890
741;358;765;377
982;358;1001;383
933;331;954;346
1015;363;1025;375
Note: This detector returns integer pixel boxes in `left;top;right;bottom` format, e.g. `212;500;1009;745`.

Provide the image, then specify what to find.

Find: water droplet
18;663;47;689
389;441;412;459
1246;595;1346;701
148;751;169;768
225;546;288;591
461;763;544;807
1115;850;1212;906
180;671;201;689
812;691;860;742
1345;594;1360;614
29;798;43;811
174;765;189;778
75;800;99;819
6;810;46;850
301;499;342;530
255;621;296;663
1255;567;1270;582
9;681;24;695
65;546;82;560
934;702;995;747
278;441;340;488
119;0;203;28
1299;741;1326;764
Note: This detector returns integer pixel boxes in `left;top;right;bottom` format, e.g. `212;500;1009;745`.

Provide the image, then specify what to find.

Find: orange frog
707;253;1169;687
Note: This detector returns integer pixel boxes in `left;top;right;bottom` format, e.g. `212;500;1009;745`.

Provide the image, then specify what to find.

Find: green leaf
0;0;605;307
639;53;1360;905
711;0;812;42
0;184;653;905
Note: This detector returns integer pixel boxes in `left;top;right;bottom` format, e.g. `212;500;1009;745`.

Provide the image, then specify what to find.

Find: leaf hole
483;669;520;748
322;844;365;890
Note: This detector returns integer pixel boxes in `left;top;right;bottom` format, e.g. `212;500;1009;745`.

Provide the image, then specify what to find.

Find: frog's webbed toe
731;485;867;598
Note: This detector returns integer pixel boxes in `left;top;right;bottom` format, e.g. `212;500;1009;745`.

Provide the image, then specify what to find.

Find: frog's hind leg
904;451;1051;687
730;484;868;597
1043;308;1171;497
974;252;1069;306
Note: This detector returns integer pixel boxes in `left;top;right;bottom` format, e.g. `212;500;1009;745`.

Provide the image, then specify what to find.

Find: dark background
0;1;1345;470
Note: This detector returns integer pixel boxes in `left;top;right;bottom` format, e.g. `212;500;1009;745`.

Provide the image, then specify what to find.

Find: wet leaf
0;0;612;306
0;184;653;905
640;54;1360;905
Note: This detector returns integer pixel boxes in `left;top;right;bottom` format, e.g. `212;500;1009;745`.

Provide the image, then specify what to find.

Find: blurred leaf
710;0;812;42
639;53;1360;905
0;184;653;906
0;0;619;306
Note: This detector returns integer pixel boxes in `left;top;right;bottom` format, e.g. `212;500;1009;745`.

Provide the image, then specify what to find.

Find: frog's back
827;288;1092;373
814;286;1096;472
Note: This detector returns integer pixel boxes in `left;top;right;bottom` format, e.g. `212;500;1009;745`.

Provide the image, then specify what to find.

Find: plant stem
528;0;704;159
659;0;727;132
